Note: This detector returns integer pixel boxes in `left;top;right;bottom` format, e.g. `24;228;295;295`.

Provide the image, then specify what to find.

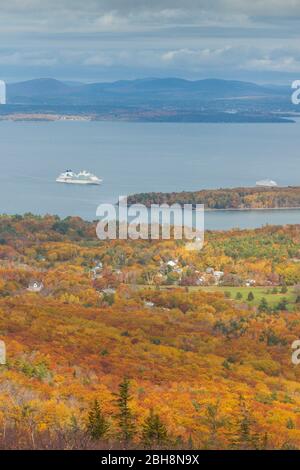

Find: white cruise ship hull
56;178;102;185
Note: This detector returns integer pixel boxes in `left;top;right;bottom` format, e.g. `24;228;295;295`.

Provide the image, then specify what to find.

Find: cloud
1;1;300;82
0;51;57;67
161;47;233;64
159;43;300;78
1;1;300;33
245;52;300;73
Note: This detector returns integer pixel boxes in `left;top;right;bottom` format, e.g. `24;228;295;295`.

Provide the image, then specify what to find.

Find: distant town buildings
0;81;6;105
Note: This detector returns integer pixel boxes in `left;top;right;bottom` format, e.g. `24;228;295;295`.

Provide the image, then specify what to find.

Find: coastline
0;113;295;124
203;206;300;212
128;186;300;213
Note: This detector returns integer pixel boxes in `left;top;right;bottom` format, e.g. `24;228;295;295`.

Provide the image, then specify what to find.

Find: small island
127;186;300;210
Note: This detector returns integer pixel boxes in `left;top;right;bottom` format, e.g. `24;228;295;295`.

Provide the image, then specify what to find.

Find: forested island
127;186;300;210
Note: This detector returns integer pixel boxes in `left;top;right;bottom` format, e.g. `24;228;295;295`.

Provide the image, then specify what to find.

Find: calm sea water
1;120;300;230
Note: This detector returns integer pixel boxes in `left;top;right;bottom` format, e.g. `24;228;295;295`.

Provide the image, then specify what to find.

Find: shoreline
203;206;300;212
0;113;295;124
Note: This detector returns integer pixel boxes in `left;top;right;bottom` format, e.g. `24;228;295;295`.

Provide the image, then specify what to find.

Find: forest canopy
127;186;300;210
1;215;300;449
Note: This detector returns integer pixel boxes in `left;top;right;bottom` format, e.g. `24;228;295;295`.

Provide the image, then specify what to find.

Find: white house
27;281;44;293
214;271;224;279
167;260;178;269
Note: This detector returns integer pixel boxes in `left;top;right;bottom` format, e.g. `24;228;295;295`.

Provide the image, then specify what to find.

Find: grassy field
139;285;298;310
189;286;297;309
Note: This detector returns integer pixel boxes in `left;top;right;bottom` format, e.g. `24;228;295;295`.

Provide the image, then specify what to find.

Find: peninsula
127;186;300;210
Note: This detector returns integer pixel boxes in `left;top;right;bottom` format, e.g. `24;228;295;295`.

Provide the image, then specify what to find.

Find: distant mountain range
6;77;290;106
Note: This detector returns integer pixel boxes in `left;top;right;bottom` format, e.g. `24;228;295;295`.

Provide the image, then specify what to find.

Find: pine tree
247;292;254;302
187;434;194;450
281;285;288;294
142;409;168;448
277;297;288;311
231;396;260;450
116;377;136;443
258;297;269;313
204;402;225;448
87;399;109;440
262;432;268;450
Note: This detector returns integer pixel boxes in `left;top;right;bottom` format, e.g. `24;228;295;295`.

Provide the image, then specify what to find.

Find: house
93;260;103;269
167;260;178;269
90;269;103;280
144;301;155;308
196;277;204;286
206;267;214;274
245;279;256;287
213;271;224;285
27;281;44;293
90;263;103;279
214;271;224;280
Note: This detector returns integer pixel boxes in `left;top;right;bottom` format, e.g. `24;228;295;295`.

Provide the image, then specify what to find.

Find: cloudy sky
1;0;300;83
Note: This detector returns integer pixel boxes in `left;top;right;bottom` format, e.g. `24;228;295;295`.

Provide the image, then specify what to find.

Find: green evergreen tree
247;292;254;302
231;397;260;450
281;285;288;294
87;399;109;440
258;297;269;313
187;434;194;450
204;402;226;448
262;432;268;450
286;418;295;429
276;297;288;311
141;408;168;448
116;377;136;443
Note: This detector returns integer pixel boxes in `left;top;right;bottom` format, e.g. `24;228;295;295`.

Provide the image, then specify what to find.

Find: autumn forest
1;215;300;449
127;186;300;210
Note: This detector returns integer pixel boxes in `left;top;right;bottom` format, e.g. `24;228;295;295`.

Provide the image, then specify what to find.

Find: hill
6;77;289;106
1;215;300;448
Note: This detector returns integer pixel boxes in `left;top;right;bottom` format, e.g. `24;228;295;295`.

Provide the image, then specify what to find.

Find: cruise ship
56;170;102;185
256;179;278;188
